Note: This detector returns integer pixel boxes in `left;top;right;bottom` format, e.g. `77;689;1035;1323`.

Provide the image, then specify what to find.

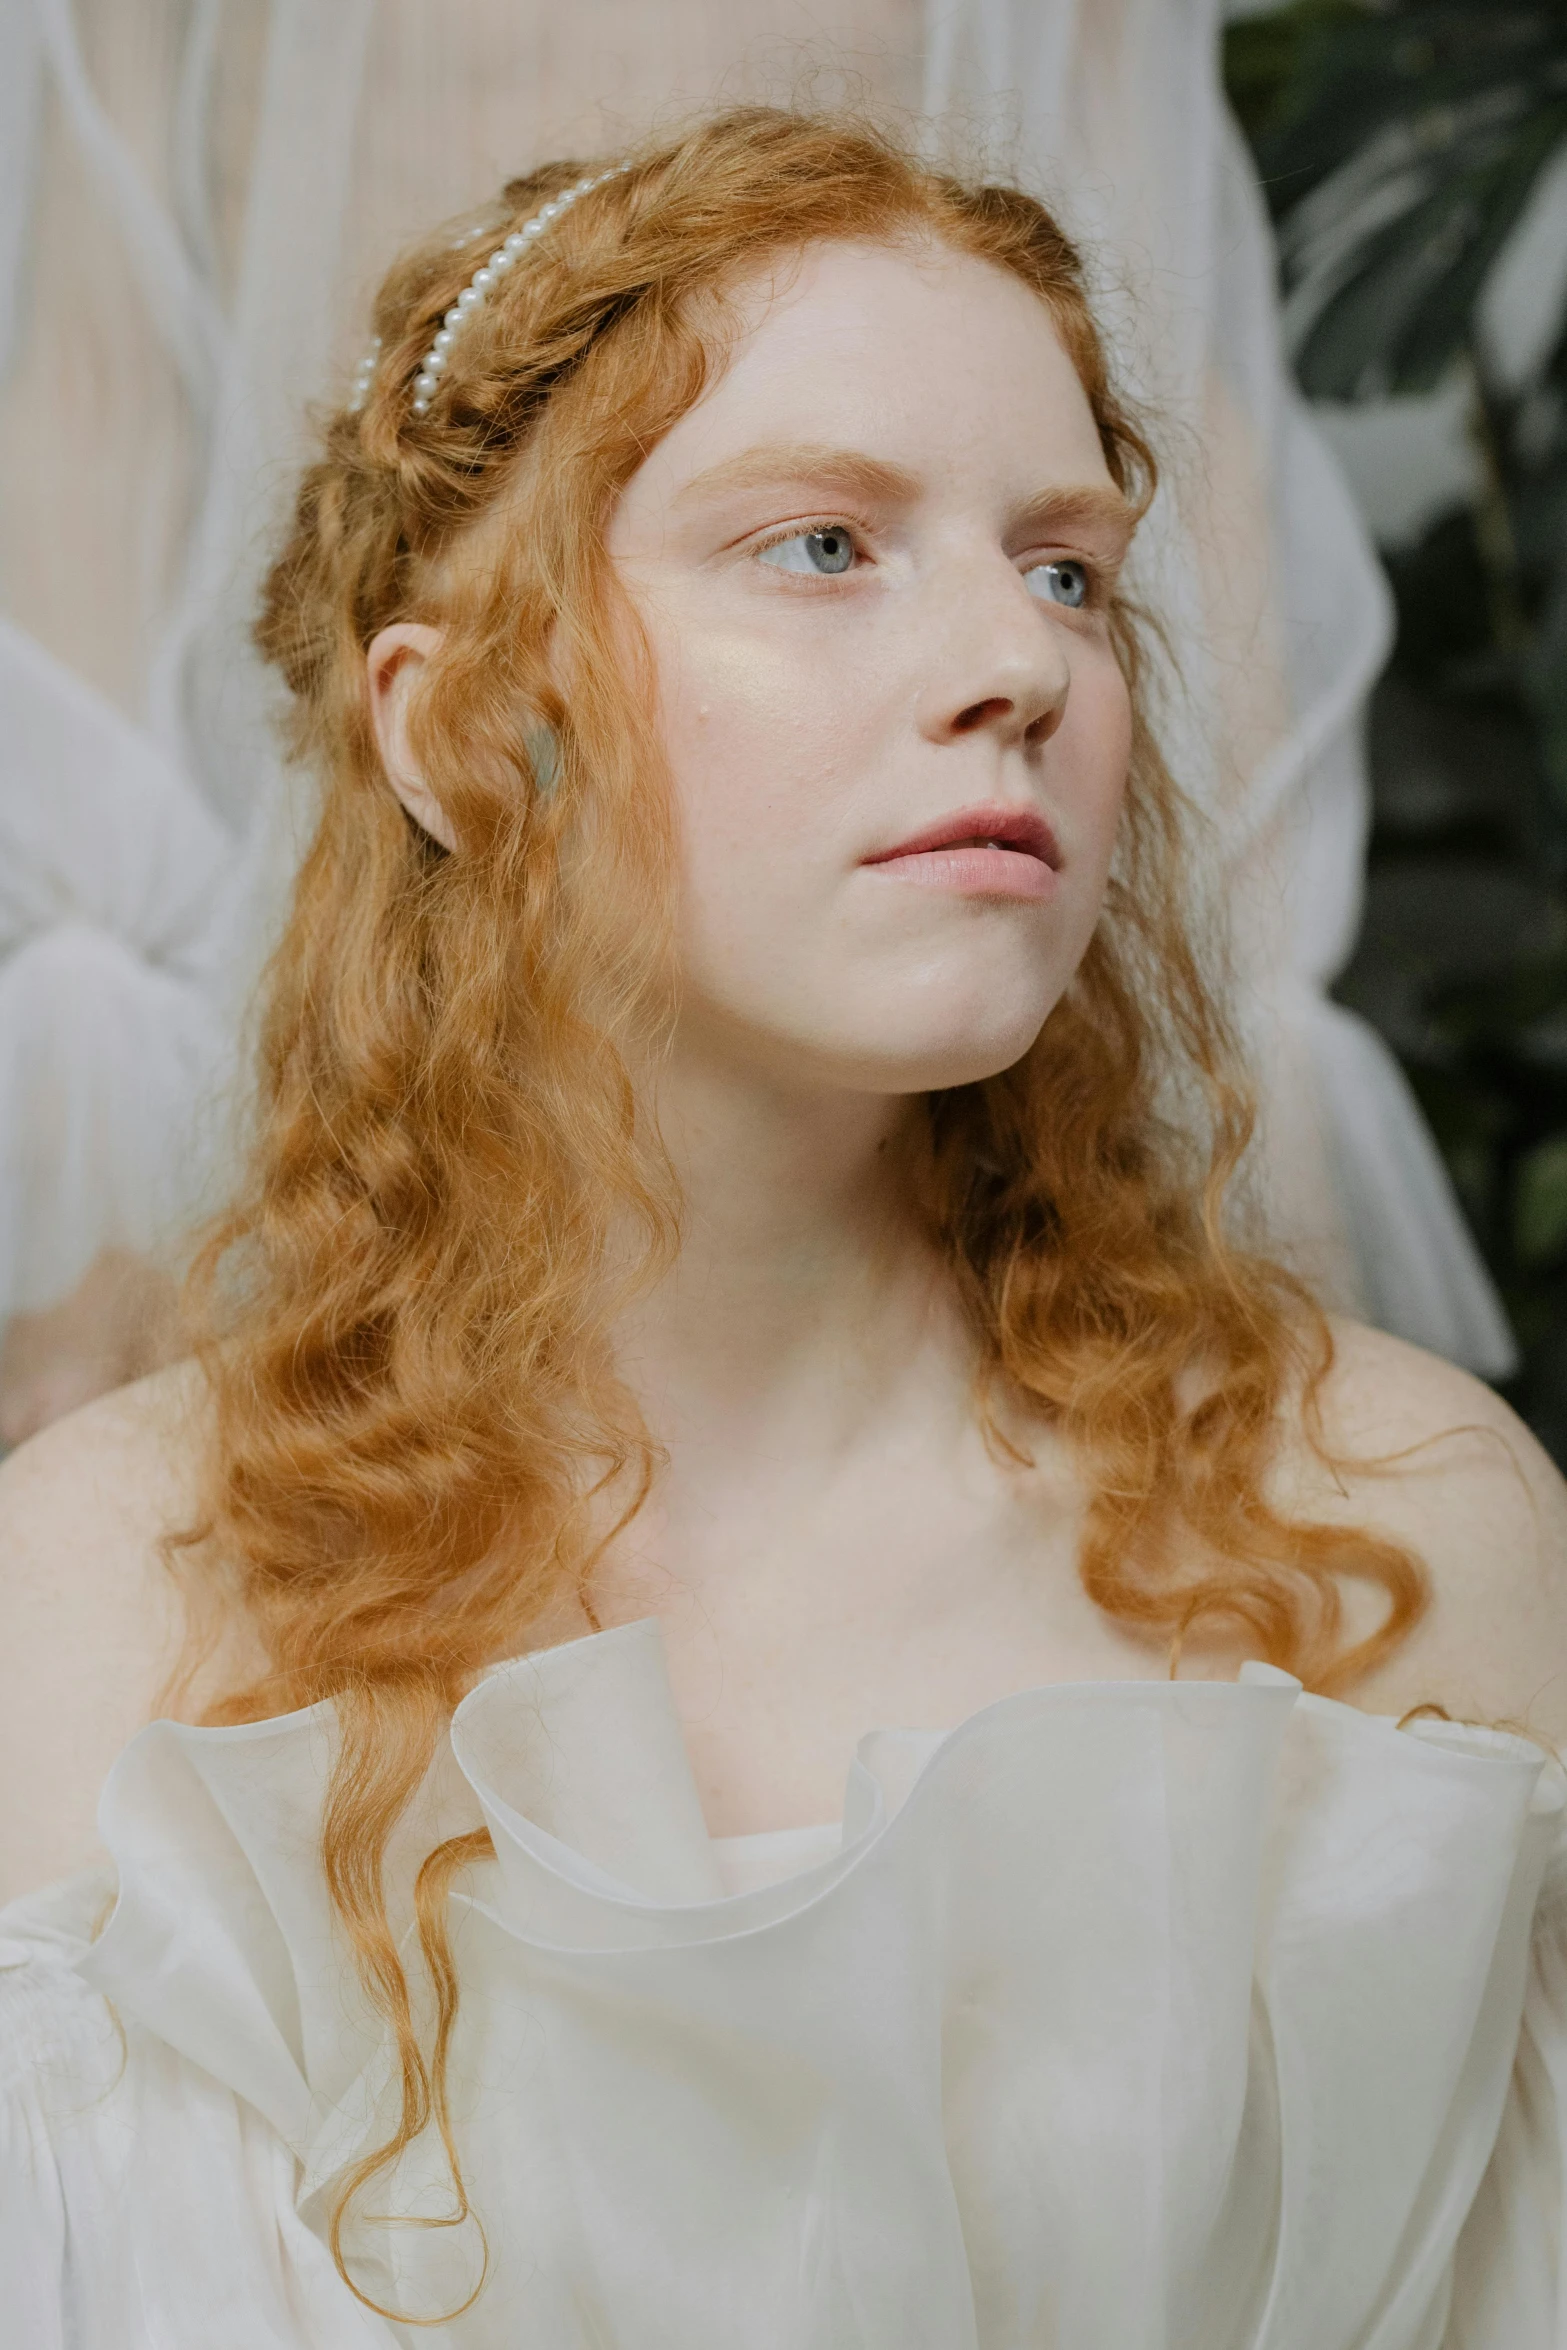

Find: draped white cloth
2;1613;1566;2345
0;0;377;1315
0;0;1516;1370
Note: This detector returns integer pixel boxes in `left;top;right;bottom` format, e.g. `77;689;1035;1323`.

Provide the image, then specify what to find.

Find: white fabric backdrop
0;0;1517;1371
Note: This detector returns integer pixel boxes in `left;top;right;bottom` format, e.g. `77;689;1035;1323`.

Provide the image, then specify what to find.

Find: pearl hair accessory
348;164;630;419
347;337;381;413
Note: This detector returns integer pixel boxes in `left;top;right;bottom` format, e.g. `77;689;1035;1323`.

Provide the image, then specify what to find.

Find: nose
912;560;1073;750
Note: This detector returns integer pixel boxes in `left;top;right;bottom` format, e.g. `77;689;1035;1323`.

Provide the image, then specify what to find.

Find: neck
614;1035;968;1470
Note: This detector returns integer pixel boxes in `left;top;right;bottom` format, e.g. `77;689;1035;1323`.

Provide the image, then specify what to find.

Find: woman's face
606;237;1136;1095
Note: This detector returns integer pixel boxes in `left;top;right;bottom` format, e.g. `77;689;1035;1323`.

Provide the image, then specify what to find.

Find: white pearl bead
368;155;636;426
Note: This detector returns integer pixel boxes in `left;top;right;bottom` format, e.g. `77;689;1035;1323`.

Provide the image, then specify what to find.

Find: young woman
1;107;1564;2347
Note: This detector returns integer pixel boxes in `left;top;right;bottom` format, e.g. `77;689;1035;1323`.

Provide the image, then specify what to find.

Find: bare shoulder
1;1349;208;1532
0;1358;244;1902
1275;1316;1567;1744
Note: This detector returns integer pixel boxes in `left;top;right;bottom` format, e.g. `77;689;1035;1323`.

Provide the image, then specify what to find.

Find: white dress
3;1614;1565;2348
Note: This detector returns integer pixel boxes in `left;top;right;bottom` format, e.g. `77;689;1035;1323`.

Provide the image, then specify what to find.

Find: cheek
652;618;853;918
1060;658;1133;877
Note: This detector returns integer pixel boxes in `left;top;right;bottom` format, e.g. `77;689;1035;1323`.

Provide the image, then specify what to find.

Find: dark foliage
1224;2;1567;1449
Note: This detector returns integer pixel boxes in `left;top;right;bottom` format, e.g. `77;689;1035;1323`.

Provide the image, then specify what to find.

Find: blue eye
758;527;857;576
1024;558;1091;609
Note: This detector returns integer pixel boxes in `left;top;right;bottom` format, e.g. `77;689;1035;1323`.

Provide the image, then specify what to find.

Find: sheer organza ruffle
2;1615;1564;2346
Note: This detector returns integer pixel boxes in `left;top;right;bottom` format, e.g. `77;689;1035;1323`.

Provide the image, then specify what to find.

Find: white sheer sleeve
1446;1820;1567;2343
0;1872;396;2349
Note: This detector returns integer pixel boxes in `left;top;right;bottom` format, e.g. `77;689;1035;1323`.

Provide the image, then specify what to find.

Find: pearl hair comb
348;162;631;418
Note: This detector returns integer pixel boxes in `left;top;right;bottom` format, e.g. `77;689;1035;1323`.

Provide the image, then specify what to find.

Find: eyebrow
1010;482;1138;554
673;442;919;510
672;441;1138;550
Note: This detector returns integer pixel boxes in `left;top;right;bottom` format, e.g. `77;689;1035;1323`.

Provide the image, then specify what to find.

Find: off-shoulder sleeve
1447;1821;1567;2344
0;1883;397;2349
1;1949;100;2349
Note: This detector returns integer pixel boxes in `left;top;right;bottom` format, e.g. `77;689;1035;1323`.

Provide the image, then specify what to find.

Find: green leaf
1223;0;1366;151
1286;101;1567;396
1514;1131;1567;1264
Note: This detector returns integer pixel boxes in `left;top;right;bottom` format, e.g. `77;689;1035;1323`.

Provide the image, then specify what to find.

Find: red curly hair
181;104;1425;2311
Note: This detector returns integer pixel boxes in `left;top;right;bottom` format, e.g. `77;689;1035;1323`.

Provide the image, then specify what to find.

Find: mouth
861;802;1061;901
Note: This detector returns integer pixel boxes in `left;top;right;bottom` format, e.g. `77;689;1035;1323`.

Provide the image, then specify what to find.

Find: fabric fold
0;1617;1554;2346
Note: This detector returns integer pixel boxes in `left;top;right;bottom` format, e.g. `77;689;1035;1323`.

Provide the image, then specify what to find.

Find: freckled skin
605;238;1135;1097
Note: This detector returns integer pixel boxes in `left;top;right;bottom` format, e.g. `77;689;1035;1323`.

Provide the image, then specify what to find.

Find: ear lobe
390;772;460;854
365;620;460;851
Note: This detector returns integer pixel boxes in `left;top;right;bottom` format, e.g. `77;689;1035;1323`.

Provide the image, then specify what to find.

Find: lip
861;801;1061;901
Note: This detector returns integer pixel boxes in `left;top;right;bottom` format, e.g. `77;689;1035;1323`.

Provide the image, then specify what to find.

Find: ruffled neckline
74;1616;1567;2168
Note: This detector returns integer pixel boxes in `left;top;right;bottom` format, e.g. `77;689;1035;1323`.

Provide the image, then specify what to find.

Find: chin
688;964;1065;1095
895;1036;1045;1094
829;1005;1055;1095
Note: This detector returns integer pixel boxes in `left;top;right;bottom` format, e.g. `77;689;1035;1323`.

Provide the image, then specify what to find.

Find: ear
365;621;459;851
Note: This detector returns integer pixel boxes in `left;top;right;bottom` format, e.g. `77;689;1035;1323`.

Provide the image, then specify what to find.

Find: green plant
1230;0;1567;819
1224;3;1567;1448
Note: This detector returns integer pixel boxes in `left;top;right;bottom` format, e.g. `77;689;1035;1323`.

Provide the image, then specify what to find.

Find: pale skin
2;239;1566;1904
